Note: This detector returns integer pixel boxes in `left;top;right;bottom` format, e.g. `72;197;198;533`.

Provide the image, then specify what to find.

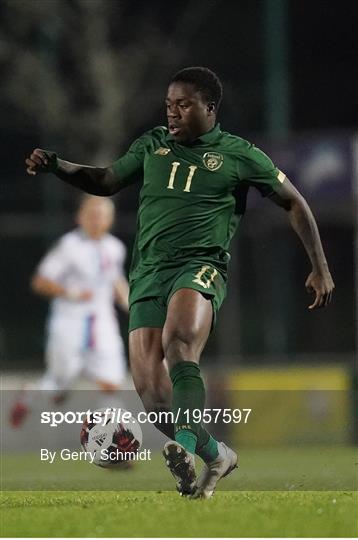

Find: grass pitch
1;490;357;537
2;446;356;491
1;447;357;537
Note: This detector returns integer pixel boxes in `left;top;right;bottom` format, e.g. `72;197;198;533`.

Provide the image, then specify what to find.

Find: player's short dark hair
170;67;223;109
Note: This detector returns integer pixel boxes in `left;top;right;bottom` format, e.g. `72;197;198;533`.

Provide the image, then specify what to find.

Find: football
80;407;142;468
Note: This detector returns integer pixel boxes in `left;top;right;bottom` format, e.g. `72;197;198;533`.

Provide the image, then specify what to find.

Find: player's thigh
128;297;168;390
162;288;212;367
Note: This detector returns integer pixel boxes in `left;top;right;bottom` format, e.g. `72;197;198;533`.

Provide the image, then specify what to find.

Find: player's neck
81;229;106;241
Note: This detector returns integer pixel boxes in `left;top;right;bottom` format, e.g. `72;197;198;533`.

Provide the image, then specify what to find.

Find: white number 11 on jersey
167;162;198;193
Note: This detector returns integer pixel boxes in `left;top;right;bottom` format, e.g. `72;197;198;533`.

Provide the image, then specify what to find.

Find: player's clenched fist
25;148;57;175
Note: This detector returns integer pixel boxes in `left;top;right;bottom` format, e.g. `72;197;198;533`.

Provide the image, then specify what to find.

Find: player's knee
163;330;199;365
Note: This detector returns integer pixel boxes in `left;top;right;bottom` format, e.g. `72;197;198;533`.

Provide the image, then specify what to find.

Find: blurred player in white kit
10;195;129;426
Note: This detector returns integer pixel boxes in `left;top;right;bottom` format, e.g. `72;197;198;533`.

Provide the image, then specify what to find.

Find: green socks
170;361;219;461
176;430;197;455
197;434;219;462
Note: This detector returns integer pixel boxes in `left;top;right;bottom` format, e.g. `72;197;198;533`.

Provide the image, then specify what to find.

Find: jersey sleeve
36;240;70;282
111;130;154;187
238;144;286;197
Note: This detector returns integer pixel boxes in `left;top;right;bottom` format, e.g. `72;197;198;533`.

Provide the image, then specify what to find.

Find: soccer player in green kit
26;67;334;498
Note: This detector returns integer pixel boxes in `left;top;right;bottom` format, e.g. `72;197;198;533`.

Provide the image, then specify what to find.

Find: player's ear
207;102;216;115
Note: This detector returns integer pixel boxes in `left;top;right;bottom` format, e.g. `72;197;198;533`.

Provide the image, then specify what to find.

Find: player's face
77;199;114;239
166;82;216;144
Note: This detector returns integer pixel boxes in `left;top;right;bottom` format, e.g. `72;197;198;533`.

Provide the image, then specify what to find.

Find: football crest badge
202;152;224;171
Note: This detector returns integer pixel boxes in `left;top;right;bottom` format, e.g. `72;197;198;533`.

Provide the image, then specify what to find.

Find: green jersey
112;123;284;283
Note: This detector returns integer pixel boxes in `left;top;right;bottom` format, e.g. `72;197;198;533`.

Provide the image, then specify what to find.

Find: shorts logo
155;147;171;155
193;265;218;289
202;152;223;171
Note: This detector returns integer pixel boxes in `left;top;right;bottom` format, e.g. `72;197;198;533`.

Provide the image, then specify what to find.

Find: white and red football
80;407;142;468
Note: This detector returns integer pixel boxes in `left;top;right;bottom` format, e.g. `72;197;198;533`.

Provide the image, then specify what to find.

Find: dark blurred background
1;0;357;370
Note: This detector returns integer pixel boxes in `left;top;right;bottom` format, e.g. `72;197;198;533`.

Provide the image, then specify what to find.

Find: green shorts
128;261;227;332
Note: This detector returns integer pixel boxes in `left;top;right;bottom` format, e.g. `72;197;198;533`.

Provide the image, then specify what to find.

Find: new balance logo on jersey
155;147;171;156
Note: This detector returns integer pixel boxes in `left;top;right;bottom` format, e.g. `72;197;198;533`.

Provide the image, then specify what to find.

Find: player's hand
65;289;93;302
25;148;58;175
78;290;93;301
305;269;334;309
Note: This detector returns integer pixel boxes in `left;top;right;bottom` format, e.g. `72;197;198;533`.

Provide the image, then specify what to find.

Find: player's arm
26;132;150;194
25;149;121;196
114;276;129;312
268;177;334;309
31;274;92;301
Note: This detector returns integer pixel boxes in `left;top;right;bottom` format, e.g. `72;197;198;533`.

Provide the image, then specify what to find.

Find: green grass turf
1;490;357;537
1;447;357;537
1;446;357;491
